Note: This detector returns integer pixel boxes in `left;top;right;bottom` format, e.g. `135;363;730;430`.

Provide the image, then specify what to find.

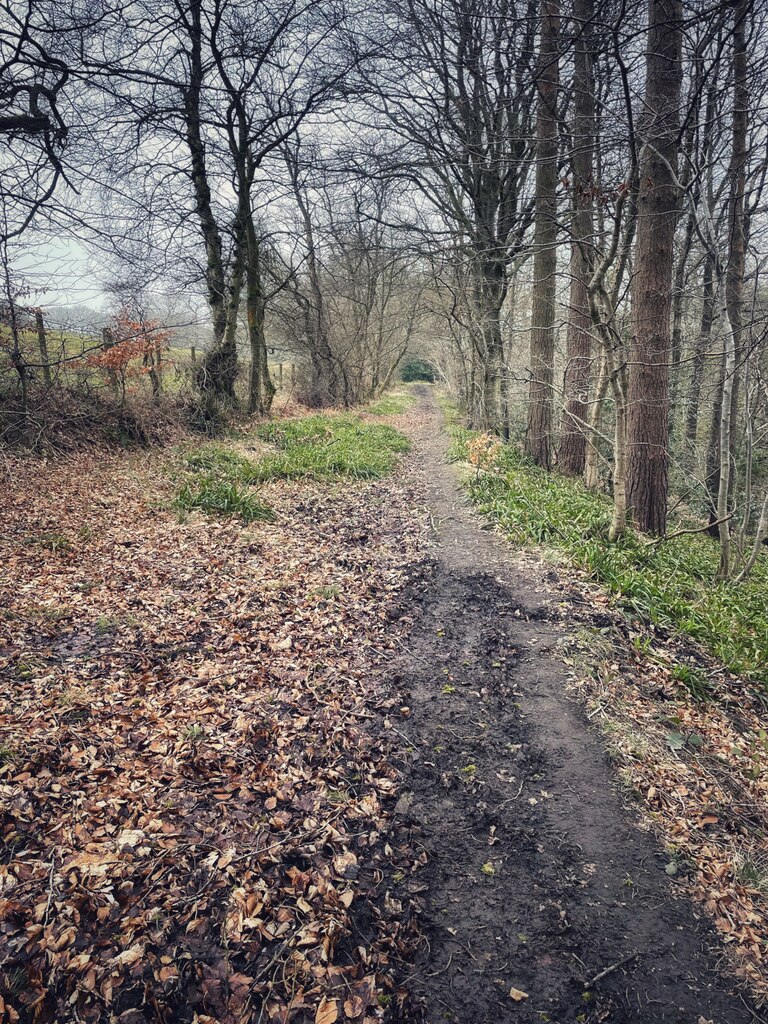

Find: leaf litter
561;573;768;1004
0;427;430;1024
5;390;768;1022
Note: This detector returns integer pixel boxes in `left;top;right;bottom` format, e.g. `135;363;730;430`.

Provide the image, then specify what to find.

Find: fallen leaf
315;996;338;1024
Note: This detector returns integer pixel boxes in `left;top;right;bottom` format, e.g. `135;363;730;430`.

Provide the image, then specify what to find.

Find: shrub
400;358;436;383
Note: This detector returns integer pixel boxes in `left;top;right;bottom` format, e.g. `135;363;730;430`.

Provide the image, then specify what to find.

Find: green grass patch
366;390;416;416
174;476;275;523
449;428;768;684
173;413;408;520
182;444;256;478
175;442;274;522
254;414;409;481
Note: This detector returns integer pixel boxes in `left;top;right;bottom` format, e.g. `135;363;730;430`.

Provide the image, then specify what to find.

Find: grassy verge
366;389;417;416
448;426;768;684
254;414;409;481
174;413;410;520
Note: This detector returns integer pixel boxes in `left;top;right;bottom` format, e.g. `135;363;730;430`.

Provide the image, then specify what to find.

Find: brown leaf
315;996;339;1024
343;994;366;1018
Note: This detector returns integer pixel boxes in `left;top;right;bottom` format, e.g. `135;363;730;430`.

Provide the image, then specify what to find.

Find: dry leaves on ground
563;576;768;1003
0;435;430;1024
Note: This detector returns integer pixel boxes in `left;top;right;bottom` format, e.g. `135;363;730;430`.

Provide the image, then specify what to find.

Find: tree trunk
102;326;118;395
715;0;749;573
470;260;506;432
558;0;594;476
584;353;609;490
3;259;29;421
716;299;737;578
185;1;237;400
625;0;682;535
723;0;748;499
683;252;714;454
668;63;701;420
526;0;560;469
705;0;748;542
285;146;343;407
245;214;275;416
669;210;694;413
609;368;628;542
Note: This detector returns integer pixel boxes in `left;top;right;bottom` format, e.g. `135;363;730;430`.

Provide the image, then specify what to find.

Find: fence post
290;363;295;387
278;362;283;388
190;345;197;364
35;310;52;387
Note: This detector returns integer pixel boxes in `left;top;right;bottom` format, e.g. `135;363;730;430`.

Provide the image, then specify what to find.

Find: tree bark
185;0;237;400
625;0;682;535
683;252;715;454
583;353;609;490
526;0;560;469
558;0;594;475
473;259;506;432
715;0;749;573
703;0;748;542
245;214;275;416
669;209;694;413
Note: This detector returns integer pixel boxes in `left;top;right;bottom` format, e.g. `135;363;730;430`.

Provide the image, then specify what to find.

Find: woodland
2;0;768;1022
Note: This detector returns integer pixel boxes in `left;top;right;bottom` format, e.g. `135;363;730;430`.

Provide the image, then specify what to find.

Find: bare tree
367;0;538;432
557;0;595;476
0;2;71;241
525;0;560;469
625;0;683;535
277;143;425;406
80;0;354;412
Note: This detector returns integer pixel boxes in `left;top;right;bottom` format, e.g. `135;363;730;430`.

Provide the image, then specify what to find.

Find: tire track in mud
391;388;753;1024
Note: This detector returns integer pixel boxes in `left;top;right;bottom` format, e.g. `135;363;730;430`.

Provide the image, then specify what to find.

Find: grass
366;390;416;416
174;476;276;523
254;414;409;481
183;445;255;477
173;413;409;521
448;426;768;684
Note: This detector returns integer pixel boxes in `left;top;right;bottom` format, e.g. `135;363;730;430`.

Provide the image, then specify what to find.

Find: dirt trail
392;388;753;1024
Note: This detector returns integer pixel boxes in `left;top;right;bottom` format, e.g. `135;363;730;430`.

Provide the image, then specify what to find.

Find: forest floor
0;386;765;1024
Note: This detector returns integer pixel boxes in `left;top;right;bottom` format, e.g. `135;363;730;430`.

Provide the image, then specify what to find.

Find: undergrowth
174;414;409;520
254;414;409;480
448;426;768;684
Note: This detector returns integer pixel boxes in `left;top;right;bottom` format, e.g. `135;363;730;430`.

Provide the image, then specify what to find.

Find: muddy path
390;388;754;1024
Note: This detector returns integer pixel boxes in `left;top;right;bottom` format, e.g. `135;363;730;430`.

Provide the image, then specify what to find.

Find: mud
391;388;754;1024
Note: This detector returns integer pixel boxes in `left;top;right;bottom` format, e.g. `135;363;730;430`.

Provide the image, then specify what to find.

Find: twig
643;514;732;548
424;953;454;978
498;780;525;806
43;850;57;925
585;951;638;988
389;723;416;747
